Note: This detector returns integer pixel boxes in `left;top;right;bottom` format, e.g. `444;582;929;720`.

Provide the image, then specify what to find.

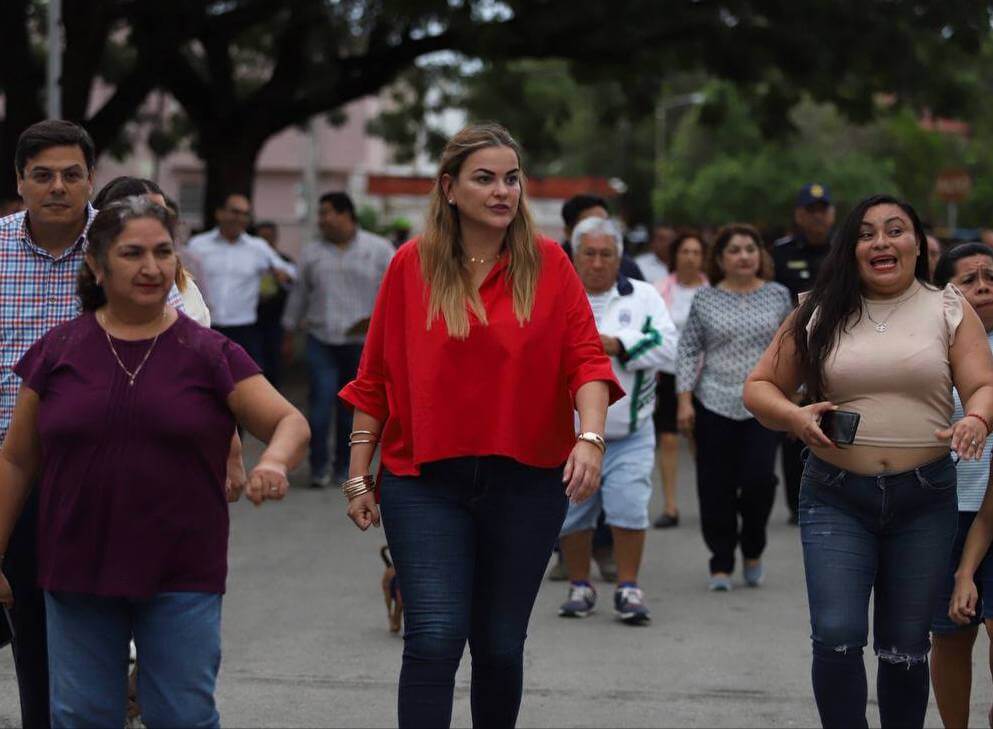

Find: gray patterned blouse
675;282;793;421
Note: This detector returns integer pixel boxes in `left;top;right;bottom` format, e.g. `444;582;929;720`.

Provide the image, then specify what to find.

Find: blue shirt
952;330;993;511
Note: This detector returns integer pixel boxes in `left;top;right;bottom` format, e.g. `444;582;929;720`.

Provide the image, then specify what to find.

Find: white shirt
186;229;297;326
668;281;703;333
634;252;669;284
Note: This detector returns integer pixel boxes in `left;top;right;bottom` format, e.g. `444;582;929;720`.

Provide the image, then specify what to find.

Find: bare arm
345;409;383;531
0;386;43;606
950;473;993;624
563;381;608;504
227;374;310;505
742;314;836;448
942;305;993;460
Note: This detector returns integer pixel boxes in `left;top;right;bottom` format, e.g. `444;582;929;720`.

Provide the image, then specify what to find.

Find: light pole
654;91;704;221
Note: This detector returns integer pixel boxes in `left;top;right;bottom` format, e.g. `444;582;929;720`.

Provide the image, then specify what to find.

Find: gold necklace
99;311;166;386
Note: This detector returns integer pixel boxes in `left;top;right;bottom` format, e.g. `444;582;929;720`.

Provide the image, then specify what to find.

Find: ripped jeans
799;454;957;728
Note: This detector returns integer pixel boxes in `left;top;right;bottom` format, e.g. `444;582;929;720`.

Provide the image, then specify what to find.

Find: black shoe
787;512;799;526
653;512;679;529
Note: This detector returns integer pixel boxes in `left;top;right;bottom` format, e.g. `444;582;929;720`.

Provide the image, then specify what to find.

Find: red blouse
339;237;623;476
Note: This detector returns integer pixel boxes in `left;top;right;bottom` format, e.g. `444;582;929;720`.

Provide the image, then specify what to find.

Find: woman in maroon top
339;123;622;728
0;198;309;728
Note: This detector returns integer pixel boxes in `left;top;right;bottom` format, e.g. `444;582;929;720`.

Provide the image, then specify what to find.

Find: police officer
772;183;836;524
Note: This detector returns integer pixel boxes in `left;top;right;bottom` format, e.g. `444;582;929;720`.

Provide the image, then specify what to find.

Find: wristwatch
576;432;607;454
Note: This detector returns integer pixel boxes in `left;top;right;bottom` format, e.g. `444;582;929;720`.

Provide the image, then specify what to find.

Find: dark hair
162;194;180;217
218;192;251;210
707;223;764;284
15;120;95;176
790;194;930;401
92;176;163;210
318;192;357;221
934;242;993;288
254;220;277;231
561;194;608;230
78;197;176;311
669;231;707;269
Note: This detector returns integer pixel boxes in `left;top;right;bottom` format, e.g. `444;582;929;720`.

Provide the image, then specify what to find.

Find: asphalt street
1;376;992;727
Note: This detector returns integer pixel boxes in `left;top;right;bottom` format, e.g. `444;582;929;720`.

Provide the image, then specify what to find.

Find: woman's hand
789;401;838;449
949;575;979;625
347;491;381;531
937;417;988;461
563;441;603;504
225;453;247;503
245;461;289;506
676;399;695;437
0;571;11;608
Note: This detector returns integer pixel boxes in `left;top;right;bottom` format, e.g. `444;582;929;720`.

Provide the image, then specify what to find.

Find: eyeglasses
25;166;88;185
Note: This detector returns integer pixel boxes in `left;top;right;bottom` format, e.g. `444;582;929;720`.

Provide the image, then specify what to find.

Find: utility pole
654;92;704;220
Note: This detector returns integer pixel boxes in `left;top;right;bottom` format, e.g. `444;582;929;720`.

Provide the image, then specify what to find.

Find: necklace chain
99;311;165;386
864;285;921;333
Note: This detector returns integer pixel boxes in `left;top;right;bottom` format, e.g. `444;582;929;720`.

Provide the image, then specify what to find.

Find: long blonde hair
419;122;541;339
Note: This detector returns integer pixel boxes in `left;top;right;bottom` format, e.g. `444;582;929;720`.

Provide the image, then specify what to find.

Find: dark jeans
257;317;284;388
3;488;50;728
799;453;958;728
781;434;804;516
693;401;779;574
213;324;263;366
305;337;362;478
380;457;568;729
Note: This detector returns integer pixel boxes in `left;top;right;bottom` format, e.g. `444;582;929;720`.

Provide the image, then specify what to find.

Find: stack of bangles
341;474;376;500
348;429;380;448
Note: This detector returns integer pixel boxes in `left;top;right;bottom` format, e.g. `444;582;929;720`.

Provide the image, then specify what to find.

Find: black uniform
772;231;831;520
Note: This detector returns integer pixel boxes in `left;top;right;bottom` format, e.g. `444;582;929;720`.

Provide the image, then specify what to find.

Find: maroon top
14;311;259;598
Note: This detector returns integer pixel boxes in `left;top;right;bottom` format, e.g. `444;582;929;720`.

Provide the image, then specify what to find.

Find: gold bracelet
340;474;375;489
341;474;376;500
576;432;607;454
350;430;380;438
348;438;379;447
343;482;375;500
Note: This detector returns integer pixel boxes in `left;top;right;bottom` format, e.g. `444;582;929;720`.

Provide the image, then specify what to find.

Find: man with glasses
187;194;296;364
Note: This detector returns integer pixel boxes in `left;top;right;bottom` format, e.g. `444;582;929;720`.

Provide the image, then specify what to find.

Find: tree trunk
198;135;264;229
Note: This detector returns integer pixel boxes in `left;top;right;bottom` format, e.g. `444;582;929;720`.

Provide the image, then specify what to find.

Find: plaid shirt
0;207;184;441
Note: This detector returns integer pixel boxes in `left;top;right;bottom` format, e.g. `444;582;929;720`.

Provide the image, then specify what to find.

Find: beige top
820;281;964;448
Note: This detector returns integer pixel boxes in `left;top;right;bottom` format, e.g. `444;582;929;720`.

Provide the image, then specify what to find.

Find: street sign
935;169;972;203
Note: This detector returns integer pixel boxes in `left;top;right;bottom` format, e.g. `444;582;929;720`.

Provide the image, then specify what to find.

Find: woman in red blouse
339;123;621;728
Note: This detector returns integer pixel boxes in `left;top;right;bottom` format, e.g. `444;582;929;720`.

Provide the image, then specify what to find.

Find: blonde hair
419;122;541;339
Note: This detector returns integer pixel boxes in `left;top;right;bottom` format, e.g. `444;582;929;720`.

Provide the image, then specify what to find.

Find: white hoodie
578;276;678;440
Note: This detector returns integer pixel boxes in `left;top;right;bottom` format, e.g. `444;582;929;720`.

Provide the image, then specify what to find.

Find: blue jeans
45;591;222;728
380;457;568;729
306;336;362;477
799;454;958;728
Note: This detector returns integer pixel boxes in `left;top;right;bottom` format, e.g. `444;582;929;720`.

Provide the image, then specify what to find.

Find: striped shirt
951;330;993;512
0;207;183;442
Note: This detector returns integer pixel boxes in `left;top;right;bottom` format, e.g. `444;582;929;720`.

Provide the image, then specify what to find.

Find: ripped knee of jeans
877;646;929;668
812;639;864;661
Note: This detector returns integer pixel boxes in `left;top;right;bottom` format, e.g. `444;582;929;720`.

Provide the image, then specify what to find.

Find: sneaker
653;512;680;529
593;547;618;582
614;585;651;625
558;583;597;617
547;555;569;581
310;472;332;489
744;561;764;587
708;574;733;592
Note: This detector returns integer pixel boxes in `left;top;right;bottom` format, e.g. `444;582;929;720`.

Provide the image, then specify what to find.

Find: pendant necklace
864;285;920;333
99;311;165;386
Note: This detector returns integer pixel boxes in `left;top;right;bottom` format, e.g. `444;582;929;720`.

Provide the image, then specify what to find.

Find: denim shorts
931;509;993;633
561;421;654;534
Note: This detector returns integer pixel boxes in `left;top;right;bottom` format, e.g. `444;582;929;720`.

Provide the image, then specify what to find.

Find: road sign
935;169;972;203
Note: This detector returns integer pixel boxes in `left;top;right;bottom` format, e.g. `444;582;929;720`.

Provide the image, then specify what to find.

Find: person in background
0;197;309;727
745;195;993;728
634;223;676;284
254;221;293;389
652;232;709;528
773;183;836;526
980;229;993;249
677;224;791;592
557;217;676;625
187;193;296;364
340;123;620;729
927;232;943;281
560;194;644;282
282;192;394;487
930;243;993;729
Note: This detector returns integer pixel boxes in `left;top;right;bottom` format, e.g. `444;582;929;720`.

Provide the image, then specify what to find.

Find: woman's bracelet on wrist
348;430;380;448
966;412;991;435
576;432;607;454
340;474;376;500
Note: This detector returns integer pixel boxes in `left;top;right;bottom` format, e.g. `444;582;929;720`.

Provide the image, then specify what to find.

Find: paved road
1;384;992;726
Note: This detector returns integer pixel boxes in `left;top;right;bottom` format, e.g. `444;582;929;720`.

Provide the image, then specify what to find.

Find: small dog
381;546;403;634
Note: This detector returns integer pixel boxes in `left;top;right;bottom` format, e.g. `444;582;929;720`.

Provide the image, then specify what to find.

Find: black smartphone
819;409;861;445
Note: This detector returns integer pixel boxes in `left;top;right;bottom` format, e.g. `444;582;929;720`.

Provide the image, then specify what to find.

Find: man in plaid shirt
0;120;183;727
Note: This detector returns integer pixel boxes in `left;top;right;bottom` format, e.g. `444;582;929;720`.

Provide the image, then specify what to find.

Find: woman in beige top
743;194;993;729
